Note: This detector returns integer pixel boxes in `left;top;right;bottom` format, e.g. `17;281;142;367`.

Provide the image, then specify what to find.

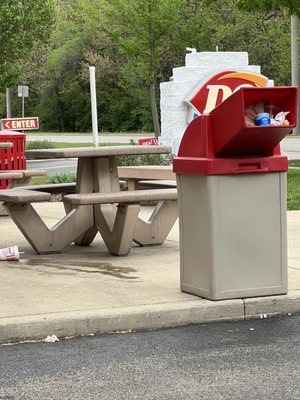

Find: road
0;316;299;399
281;136;300;159
28;158;77;176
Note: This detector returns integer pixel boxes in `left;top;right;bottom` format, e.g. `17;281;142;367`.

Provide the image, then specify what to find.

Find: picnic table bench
0;169;47;187
0;171;24;180
0;141;47;210
0;171;46;216
118;165;176;190
0;186;177;256
65;187;177;254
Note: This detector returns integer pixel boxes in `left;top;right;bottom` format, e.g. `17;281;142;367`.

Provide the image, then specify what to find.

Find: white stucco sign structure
159;51;273;153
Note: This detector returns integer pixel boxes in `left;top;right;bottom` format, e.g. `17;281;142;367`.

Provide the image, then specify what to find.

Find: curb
0;299;244;344
0;291;299;345
244;290;300;319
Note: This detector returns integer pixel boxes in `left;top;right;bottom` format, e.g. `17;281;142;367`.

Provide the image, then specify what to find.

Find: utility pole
6;88;12;118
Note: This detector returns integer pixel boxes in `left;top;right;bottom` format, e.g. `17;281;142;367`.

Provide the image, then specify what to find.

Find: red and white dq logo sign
187;70;269;116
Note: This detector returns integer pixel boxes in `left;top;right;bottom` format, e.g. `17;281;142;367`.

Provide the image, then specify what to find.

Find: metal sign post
18;85;29;118
89;66;99;147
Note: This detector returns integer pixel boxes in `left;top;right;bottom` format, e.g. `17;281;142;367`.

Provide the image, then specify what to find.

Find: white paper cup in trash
0;245;20;261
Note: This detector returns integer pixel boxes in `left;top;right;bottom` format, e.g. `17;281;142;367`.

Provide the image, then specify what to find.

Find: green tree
103;0;191;135
237;0;300;16
25;0;108;132
21;0;295;133
29;0;190;133
0;0;56;91
33;0;121;132
201;0;291;85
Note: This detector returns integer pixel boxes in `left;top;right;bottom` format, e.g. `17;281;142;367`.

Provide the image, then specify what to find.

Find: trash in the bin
0;245;21;261
271;111;290;126
264;104;279;119
255;112;271;126
245;101;290;127
245;101;265;125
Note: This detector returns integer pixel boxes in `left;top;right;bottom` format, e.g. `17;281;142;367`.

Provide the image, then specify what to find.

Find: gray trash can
173;86;298;300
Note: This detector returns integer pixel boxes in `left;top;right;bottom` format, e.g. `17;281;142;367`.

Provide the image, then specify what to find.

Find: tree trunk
6;88;12;118
150;81;161;136
54;86;65;132
149;37;160;136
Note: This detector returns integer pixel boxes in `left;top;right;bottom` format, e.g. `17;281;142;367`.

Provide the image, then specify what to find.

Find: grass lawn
287;169;300;210
288;160;300;167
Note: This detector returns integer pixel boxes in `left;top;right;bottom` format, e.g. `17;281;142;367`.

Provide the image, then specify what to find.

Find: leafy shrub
30;176;54;185
26;140;55;150
30;173;76;186
117;153;174;166
52;173;76;183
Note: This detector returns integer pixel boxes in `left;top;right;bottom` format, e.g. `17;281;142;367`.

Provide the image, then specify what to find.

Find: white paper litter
45;334;59;343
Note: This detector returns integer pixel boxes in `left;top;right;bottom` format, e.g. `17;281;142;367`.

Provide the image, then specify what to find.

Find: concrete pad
0;204;190;319
0;203;300;344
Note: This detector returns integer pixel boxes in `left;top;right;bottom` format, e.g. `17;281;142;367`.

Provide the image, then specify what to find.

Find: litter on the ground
44;335;59;343
0;245;21;261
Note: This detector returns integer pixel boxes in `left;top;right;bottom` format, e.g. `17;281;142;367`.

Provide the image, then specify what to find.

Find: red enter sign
1;117;39;131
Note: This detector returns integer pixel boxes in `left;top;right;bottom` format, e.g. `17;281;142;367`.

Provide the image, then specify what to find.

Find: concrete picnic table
0;145;178;255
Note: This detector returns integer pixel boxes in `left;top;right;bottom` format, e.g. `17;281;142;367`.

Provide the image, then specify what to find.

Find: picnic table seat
0;169;48;215
0;188;51;203
0;169;47;186
0;172;24;180
118;165;176;190
0;186;178;256
63;188;178;255
63;188;177;206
